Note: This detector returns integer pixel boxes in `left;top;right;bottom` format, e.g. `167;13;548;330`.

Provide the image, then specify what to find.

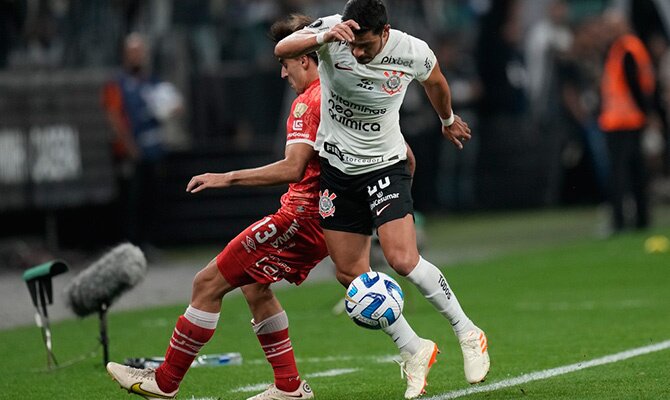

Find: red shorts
216;211;328;287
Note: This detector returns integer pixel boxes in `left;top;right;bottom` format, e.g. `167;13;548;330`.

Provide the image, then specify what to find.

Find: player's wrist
440;111;455;127
315;32;326;45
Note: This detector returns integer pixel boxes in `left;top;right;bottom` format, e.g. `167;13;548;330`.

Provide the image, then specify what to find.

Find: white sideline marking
424;339;670;400
186;397;220;400
231;368;359;393
247;354;397;365
307;368;359;378
231;383;271;393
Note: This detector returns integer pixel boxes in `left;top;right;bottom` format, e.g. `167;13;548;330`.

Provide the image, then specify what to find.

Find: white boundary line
230;368;360;393
425;339;670;400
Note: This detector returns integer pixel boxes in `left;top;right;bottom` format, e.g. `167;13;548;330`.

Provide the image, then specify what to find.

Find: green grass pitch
1;225;669;399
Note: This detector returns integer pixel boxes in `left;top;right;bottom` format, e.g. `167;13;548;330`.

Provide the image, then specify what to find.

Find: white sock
251;311;289;335
405;256;475;336
382;314;423;354
184;305;220;329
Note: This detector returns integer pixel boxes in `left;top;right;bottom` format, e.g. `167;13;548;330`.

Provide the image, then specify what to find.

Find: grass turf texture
1;227;669;399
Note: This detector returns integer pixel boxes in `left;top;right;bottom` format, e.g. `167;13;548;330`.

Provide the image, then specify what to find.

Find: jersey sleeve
286;96;319;147
303;14;342;58
303;14;342;34
411;37;438;82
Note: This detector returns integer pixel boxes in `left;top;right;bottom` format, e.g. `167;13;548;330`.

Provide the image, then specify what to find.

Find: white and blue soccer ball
345;271;404;330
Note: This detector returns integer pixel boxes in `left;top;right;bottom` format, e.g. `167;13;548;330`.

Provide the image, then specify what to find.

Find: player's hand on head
328;19;360;43
442;115;471;150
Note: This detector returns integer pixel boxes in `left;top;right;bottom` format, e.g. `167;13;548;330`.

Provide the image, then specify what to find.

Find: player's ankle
275;376;301;392
155;367;180;393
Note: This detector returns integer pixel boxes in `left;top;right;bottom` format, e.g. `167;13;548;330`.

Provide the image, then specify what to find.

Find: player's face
349;25;390;64
280;57;308;94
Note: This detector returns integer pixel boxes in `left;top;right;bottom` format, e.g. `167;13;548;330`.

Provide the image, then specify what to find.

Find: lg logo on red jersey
292;120;303;131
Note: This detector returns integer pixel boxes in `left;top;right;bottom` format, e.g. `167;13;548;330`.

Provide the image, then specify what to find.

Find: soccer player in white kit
275;1;490;398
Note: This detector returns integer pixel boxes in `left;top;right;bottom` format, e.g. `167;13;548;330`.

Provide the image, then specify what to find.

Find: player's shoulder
291;85;319;120
297;81;321;106
390;29;432;53
386;29;436;80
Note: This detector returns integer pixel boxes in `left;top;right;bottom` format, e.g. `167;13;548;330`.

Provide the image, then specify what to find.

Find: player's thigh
377;214;420;275
324;228;371;286
191;257;236;310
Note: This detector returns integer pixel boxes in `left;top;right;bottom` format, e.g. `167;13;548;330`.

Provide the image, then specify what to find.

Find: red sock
156;315;215;392
257;328;301;392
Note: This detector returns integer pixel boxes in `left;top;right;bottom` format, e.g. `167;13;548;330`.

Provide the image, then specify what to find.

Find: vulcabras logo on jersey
381;55;414;68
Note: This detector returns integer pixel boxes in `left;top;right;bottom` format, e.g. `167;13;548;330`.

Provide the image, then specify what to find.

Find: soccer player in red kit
107;15;326;400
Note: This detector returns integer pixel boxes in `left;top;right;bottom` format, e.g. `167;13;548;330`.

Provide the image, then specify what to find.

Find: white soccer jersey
305;14;437;175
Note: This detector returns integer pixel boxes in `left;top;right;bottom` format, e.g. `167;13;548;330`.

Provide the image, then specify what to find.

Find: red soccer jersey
280;79;321;217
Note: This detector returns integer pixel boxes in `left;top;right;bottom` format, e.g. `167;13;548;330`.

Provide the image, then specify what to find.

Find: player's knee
335;269;357;287
191;267;228;304
385;250;419;276
242;285;274;306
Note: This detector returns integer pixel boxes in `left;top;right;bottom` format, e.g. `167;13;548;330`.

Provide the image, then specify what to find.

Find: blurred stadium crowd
1;0;670;260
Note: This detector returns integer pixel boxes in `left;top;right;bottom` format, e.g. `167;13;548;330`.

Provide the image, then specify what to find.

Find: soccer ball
345;271;404;330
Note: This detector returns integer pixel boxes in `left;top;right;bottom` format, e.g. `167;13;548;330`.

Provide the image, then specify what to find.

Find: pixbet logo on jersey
381;55;414;68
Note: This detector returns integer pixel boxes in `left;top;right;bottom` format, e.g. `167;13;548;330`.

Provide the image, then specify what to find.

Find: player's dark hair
342;0;388;35
269;13;318;64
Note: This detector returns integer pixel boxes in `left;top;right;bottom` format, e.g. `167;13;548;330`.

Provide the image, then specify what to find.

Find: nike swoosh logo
334;62;353;71
375;204;391;216
130;383;173;399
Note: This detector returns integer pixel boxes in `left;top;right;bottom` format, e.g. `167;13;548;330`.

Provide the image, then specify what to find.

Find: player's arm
274;19;360;59
420;61;472;150
186;143;315;193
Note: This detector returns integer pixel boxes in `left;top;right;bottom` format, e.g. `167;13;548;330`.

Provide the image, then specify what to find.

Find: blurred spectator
0;1;22;68
435;33;482;210
525;0;572;121
476;0;526;117
557;17;610;198
646;32;670;177
475;0;530;208
101;33;183;250
525;0;573;205
658;37;670;176
598;10;656;233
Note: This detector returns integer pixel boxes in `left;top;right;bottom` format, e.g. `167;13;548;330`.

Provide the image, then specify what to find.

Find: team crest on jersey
319;189;337;218
382;71;404;95
293;103;308;118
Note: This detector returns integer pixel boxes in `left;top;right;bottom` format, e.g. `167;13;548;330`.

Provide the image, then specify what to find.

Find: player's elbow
286;165;306;183
275;36;304;59
275;41;292;59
